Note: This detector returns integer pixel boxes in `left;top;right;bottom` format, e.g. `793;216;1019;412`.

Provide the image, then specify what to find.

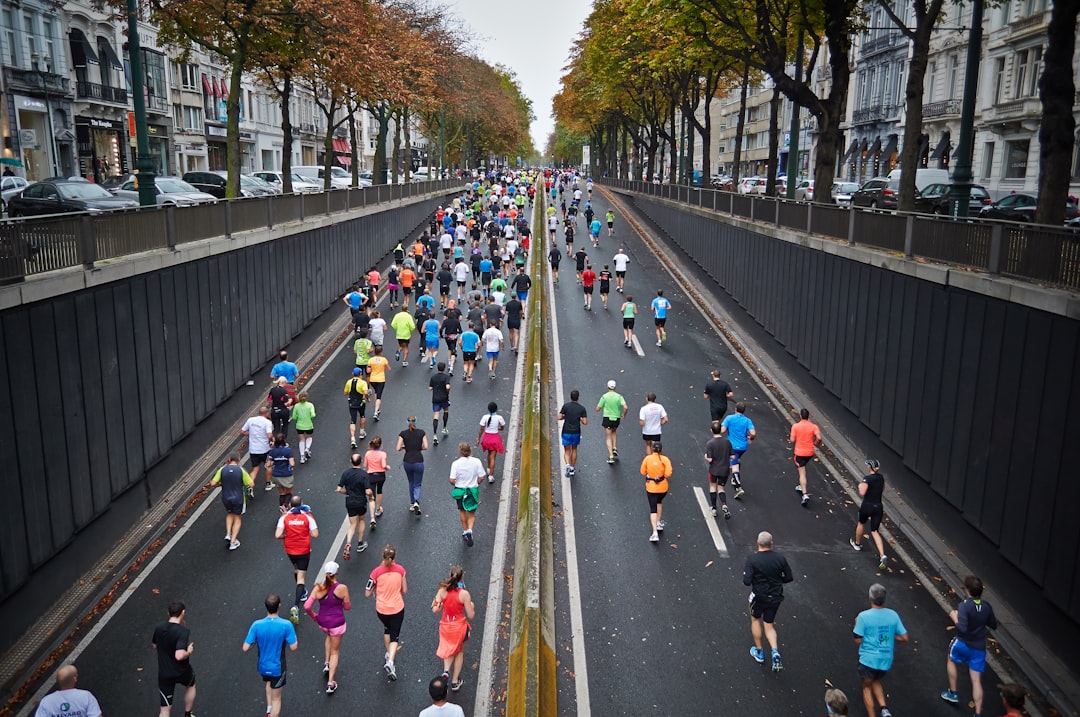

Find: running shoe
350;440;357;449
849;538;862;551
441;671;450;680
385;661;397;680
794;484;803;493
402;361;409;367
375;507;383;517
607;455;615;465
734;487;745;499
489;371;495;380
433;437;440;446
488;473;495;484
462;532;469;545
373;412;380;421
565;465;572;478
649;531;659;543
657;520;666;531
299;455;306;465
442;428;449;435
723;506;732;520
370;520;377;530
229;540;241;550
880;709;892;717
299;589;308;602
749;646;764;664
358;430;367;439
450;679;464;692
568;466;575;475
656;340;662;347
448;368;454;376
771;652;783;672
465;532;474;547
411;502;420;514
225;533;232;541
343;543;351;560
326;681;337;694
612;448;619;457
395;350;401;361
711;507;718;517
264;482;274;492
357;541;368;552
323;661;330;674
940;690;959;704
801;494;810;507
289;606;299;625
879;556;888;571
304;451;312;461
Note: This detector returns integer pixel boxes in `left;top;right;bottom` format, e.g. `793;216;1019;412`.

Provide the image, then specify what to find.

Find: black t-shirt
565;225;575;241
742;550;793;604
153;621;191;679
505;299;523;322
438;268;453;286
861;473;885;505
511;274;532;292
484;303;503;324
338;467;370;504
705;436;733;477
268;385;290;410
575;250;588;270
398;428;426;463
598;270;612;288
704;379;733;414
559;401;588;434
429;373;451;404
548;248;561;266
353;311;371;332
443;306;462;320
470;253;483;270
441;317;462;339
467;308;484;329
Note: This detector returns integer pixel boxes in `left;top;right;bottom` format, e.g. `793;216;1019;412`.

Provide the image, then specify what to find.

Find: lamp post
31;53;61;177
125;0;156;207
949;0;983;218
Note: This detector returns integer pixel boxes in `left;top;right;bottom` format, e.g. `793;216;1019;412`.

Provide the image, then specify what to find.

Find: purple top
313;584;347;629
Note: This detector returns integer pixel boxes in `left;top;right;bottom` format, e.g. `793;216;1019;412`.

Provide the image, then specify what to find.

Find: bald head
56;664;78;689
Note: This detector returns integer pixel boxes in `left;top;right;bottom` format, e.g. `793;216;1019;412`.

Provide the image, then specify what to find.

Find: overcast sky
445;0;593;152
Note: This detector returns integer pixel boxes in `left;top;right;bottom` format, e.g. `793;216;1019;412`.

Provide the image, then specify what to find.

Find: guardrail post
224;200;233;239
299;192;306;221
749;198;755;222
987;223;1004;274
78;215;96;268
806;202;813;233
325;190;331;216
847;206;856;246
266;195;274;230
903;215;915;257
775;199;781;228
165;205;177;249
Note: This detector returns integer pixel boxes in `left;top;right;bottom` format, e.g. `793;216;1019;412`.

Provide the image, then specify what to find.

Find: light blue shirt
651;297;671;319
270;361;299;384
721;413;755;451
460;330;480;353
854;607;907;671
244;615;297;677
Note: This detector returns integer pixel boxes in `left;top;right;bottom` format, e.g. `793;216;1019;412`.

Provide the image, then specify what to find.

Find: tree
1036;0;1080;225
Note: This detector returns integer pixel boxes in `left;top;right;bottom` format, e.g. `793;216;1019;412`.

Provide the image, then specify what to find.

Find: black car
912;183;993;215
978;193;1080;223
850;177;899;210
182;171;275;198
5;178;138;217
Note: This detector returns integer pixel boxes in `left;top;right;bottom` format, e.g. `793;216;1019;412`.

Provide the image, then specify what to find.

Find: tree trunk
226;53;247;199
1036;0;1079;225
733;64;749;187
348;100;359;185
403;106;412;183
391;108;402;184
373;104;388;185
766;87;782;195
279;72;294;194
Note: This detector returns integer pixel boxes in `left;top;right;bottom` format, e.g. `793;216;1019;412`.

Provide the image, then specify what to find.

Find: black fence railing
0;179;460;285
600;178;1080;292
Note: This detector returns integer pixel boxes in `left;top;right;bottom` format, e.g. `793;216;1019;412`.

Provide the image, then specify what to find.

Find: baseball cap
865;459;881;470
607;380;617;389
353;367;362;376
323;561;339;576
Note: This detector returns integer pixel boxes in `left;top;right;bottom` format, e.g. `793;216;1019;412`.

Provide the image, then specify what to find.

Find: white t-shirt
419;703;466;717
242;415;274;453
35;689;102;717
453;263;470;282
479;412;506;434
548;215;559;230
482;326;503;352
506;239;518;256
449;455;486;489
454;225;468;243
639;402;667;435
503;223;516;239
369;317;386;343
613;253;630;272
573;189;582;200
440;232;453;250
490;290;506;306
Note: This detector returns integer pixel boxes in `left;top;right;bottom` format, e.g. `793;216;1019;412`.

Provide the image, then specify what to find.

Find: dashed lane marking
692;486;730;558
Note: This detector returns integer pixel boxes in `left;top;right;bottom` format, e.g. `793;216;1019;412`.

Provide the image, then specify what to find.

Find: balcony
981;97;1041;132
1008;11;1047;33
76;81;128;104
861;33;900;57
851;104;897;125
922;98;962;119
2;67;71;96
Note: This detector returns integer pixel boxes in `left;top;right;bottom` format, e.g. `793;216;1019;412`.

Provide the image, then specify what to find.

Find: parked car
182;171;275;198
850;177;900;210
5;178;139;217
293;165;354;189
710;174;733;191
832;181;860;206
886;168;950;192
251;171;321;193
774;177;788;197
794;179;815;201
978;193;1080;223
912;183;992;215
1;175;31;215
738;177;766;195
112;176;217;206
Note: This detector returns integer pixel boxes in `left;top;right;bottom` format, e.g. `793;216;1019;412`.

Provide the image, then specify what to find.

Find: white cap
323;561;340;576
607;380;617;389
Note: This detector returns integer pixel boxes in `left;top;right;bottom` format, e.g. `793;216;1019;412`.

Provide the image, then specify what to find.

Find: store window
1004;139;1029;179
983;142;995;179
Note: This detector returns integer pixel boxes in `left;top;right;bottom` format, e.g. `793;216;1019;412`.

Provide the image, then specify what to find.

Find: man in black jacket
743;531;793;672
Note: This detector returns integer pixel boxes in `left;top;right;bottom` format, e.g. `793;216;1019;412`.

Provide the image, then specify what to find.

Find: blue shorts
561;433;581;447
426;339;439;349
517;292;528;301
487;351;499;360
948;637;987;672
433;403;449;413
730;448;747;464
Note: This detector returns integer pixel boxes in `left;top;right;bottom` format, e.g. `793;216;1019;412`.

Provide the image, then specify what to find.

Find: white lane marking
630;334;645;357
548;237;593;716
474;225;535;717
692;486;730;558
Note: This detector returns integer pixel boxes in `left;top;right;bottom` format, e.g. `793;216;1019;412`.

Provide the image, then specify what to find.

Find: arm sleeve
742;557;754;587
781;557;794;583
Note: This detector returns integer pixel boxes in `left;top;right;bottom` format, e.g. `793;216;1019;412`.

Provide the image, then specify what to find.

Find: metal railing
0;178;461;284
922;98;962;118
600;178;1080;291
75;81;128;104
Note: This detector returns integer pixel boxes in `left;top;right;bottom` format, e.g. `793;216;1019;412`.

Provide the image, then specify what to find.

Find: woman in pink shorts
304;561;351;694
476;402;506;484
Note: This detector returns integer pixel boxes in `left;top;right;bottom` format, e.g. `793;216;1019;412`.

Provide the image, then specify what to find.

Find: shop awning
860;138;869;154
930;131;951;161
337;154;352;166
202;73;214;97
218;78;228;101
883;134;898;158
842;141;859;163
68;29;99;67
332;138;350;155
869;136;882;156
952;141;964;160
918;133;930;160
96;36;123;70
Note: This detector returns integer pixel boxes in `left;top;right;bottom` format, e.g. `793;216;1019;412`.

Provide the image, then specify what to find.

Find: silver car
252;171;322;194
113;176;218;206
832;181;861;206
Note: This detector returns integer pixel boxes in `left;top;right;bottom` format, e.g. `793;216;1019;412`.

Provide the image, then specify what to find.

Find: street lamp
125;0;156;207
949;0;984;217
30;53;61;177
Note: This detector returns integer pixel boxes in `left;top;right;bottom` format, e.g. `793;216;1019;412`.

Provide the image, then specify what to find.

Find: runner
606;208;615;236
241;406;275;492
449;442;486;546
854;584;909;717
574;246;588;284
275;495;319;625
612;248;629;292
849;459;888;570
790;408;822;507
269;350;299;385
476;402;505;484
596;380;628;464
437;263;453;309
397;416;429;515
303;562;351;694
366;545;407;681
242;594;298;717
344;368;372;448
431;566;476;693
548;213;559;244
581;263;596;310
504;293;524;352
510;266;531;302
399;263;416;310
744;531;793;672
336;453;373;558
704;421;734;518
598;264;613;309
209;455;253;550
152;602;196;717
620;294;638;348
640;441;673;542
703;369;734;421
369;310;387;348
564;221;575;256
940;575;998;716
548;244;562;284
440;312;461;376
721;402;756;498
390;306;417;367
429;362;452;445
386;266;400;308
364;437;389;530
479;255;493;296
290;392;315;464
34;666;101;717
650;289;671;346
267;377;293;440
453;259;470;302
481;322;504;380
589;216;602;248
422;311;441;369
265;433;296;513
459;323;481;384
557;390;588;477
638;392;668;455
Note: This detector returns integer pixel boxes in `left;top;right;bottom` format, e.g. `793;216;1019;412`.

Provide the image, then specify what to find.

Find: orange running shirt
790;420;820;457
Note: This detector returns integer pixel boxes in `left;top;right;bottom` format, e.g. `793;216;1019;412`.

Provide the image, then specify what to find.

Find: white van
293;165;352;189
887;168;949;191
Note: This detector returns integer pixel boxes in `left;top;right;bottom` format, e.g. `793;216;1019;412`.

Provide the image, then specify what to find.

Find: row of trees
552;0;1079;222
116;0;535;196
